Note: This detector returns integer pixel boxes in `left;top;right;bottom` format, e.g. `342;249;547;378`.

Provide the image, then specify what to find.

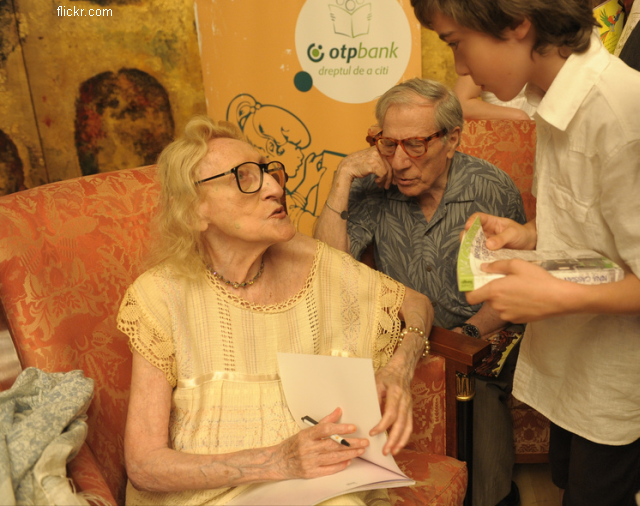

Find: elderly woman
117;116;433;506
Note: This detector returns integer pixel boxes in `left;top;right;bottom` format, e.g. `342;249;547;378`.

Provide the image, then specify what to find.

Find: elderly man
314;78;525;506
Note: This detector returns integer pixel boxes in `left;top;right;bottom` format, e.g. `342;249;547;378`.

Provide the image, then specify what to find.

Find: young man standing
411;1;640;505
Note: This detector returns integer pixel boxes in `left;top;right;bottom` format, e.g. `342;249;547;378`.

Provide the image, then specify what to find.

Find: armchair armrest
430;326;491;458
67;442;117;506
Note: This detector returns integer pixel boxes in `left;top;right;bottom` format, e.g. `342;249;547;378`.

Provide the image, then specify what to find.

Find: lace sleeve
372;272;405;371
117;286;177;388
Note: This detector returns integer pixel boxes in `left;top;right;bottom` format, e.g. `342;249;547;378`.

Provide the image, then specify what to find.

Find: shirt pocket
549;184;589;222
547;184;595;248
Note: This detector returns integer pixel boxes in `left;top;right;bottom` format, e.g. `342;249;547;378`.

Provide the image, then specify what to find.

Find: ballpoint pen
301;415;351;447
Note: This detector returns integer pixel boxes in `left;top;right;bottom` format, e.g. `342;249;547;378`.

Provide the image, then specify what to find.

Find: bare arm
314;147;393;252
125;351;369;493
454;75;531;121
371;287;434;455
312;167;353;253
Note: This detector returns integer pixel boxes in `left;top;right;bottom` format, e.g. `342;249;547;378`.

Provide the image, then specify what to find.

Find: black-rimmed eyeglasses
373;128;448;158
195;161;288;194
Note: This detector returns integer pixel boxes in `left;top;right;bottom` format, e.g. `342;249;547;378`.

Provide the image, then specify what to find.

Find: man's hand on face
335;145;394;189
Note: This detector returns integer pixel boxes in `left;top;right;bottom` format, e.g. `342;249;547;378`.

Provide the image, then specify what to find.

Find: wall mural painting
0;0;206;195
0;130;26;196
69;0;141;5
0;0;16;64
0;0;48;195
227;94;345;233
75;68;175;176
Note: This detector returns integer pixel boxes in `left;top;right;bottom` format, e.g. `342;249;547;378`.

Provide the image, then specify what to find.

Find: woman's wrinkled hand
272;408;369;480
371;355;413;456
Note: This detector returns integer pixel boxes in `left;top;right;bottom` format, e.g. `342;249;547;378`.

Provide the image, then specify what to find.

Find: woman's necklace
208;261;264;289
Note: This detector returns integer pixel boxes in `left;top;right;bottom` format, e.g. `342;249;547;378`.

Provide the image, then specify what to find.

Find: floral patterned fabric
391;450;467;506
0;166;159;504
458;119;537;221
0;165;467;505
0;368;94;505
509;396;551;463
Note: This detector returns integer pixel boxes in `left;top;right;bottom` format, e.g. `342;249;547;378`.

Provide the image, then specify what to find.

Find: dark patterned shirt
347;151;526;329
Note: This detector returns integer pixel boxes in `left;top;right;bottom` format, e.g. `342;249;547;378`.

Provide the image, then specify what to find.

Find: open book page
228;354;413;506
458;216;625;291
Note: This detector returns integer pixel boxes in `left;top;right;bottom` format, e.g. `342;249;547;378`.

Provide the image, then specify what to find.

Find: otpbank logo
295;0;412;104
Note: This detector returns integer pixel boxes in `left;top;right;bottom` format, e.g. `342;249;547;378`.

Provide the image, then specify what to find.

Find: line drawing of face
226;94;346;234
227;94;310;185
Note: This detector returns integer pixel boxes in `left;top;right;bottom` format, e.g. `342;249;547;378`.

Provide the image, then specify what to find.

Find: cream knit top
117;242;405;505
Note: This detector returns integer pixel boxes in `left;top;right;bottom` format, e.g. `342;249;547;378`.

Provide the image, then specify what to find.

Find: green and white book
457;217;625;292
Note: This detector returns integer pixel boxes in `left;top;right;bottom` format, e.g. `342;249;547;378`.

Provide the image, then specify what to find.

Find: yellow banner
195;0;421;236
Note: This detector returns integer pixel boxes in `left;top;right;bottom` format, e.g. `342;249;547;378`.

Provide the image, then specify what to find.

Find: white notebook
227;353;414;506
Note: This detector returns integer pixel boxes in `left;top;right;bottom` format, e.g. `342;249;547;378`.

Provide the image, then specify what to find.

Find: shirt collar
534;30;611;131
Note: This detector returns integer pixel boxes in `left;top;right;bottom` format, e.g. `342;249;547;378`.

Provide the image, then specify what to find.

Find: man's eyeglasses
372;128;448;158
195;161;288;194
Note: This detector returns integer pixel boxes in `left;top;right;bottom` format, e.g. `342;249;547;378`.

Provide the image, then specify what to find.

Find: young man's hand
465;259;571;322
463;212;537;251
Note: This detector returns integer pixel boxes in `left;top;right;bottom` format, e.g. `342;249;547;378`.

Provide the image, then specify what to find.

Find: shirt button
432;301;438;307
426;266;432;272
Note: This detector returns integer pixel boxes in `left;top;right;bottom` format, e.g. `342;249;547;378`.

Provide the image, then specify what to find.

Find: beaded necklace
209;261;264;289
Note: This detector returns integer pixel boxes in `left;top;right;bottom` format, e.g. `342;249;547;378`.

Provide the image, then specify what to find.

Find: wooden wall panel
420;26;457;89
0;0;47;195
3;0;206;188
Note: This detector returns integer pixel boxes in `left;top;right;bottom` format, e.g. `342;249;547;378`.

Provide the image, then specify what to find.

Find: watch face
462;324;481;338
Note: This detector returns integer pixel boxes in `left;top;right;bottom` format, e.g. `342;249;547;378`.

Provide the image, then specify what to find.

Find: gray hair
375;78;464;143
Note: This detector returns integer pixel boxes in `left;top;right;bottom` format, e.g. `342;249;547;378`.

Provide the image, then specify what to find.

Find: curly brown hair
411;0;597;55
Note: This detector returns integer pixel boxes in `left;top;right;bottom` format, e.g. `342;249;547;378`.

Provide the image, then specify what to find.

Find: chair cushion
509;395;550;460
390;449;467;506
458;119;537;221
406;355;447;455
68;443;117;506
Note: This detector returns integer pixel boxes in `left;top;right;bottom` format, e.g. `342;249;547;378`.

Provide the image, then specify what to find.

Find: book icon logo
329;0;372;38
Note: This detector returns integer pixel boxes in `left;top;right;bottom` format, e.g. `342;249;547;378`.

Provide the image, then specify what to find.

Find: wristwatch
461;324;481;339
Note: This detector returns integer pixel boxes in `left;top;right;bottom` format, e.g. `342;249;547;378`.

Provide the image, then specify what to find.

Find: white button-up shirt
513;33;640;445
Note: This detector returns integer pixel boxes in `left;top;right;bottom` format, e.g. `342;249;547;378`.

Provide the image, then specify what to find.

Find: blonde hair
149;115;244;277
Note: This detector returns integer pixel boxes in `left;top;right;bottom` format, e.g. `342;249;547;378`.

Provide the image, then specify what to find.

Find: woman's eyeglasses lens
237;162;287;193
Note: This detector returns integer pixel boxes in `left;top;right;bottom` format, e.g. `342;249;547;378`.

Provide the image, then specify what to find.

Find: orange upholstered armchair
0;164;489;505
0;118;546;506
